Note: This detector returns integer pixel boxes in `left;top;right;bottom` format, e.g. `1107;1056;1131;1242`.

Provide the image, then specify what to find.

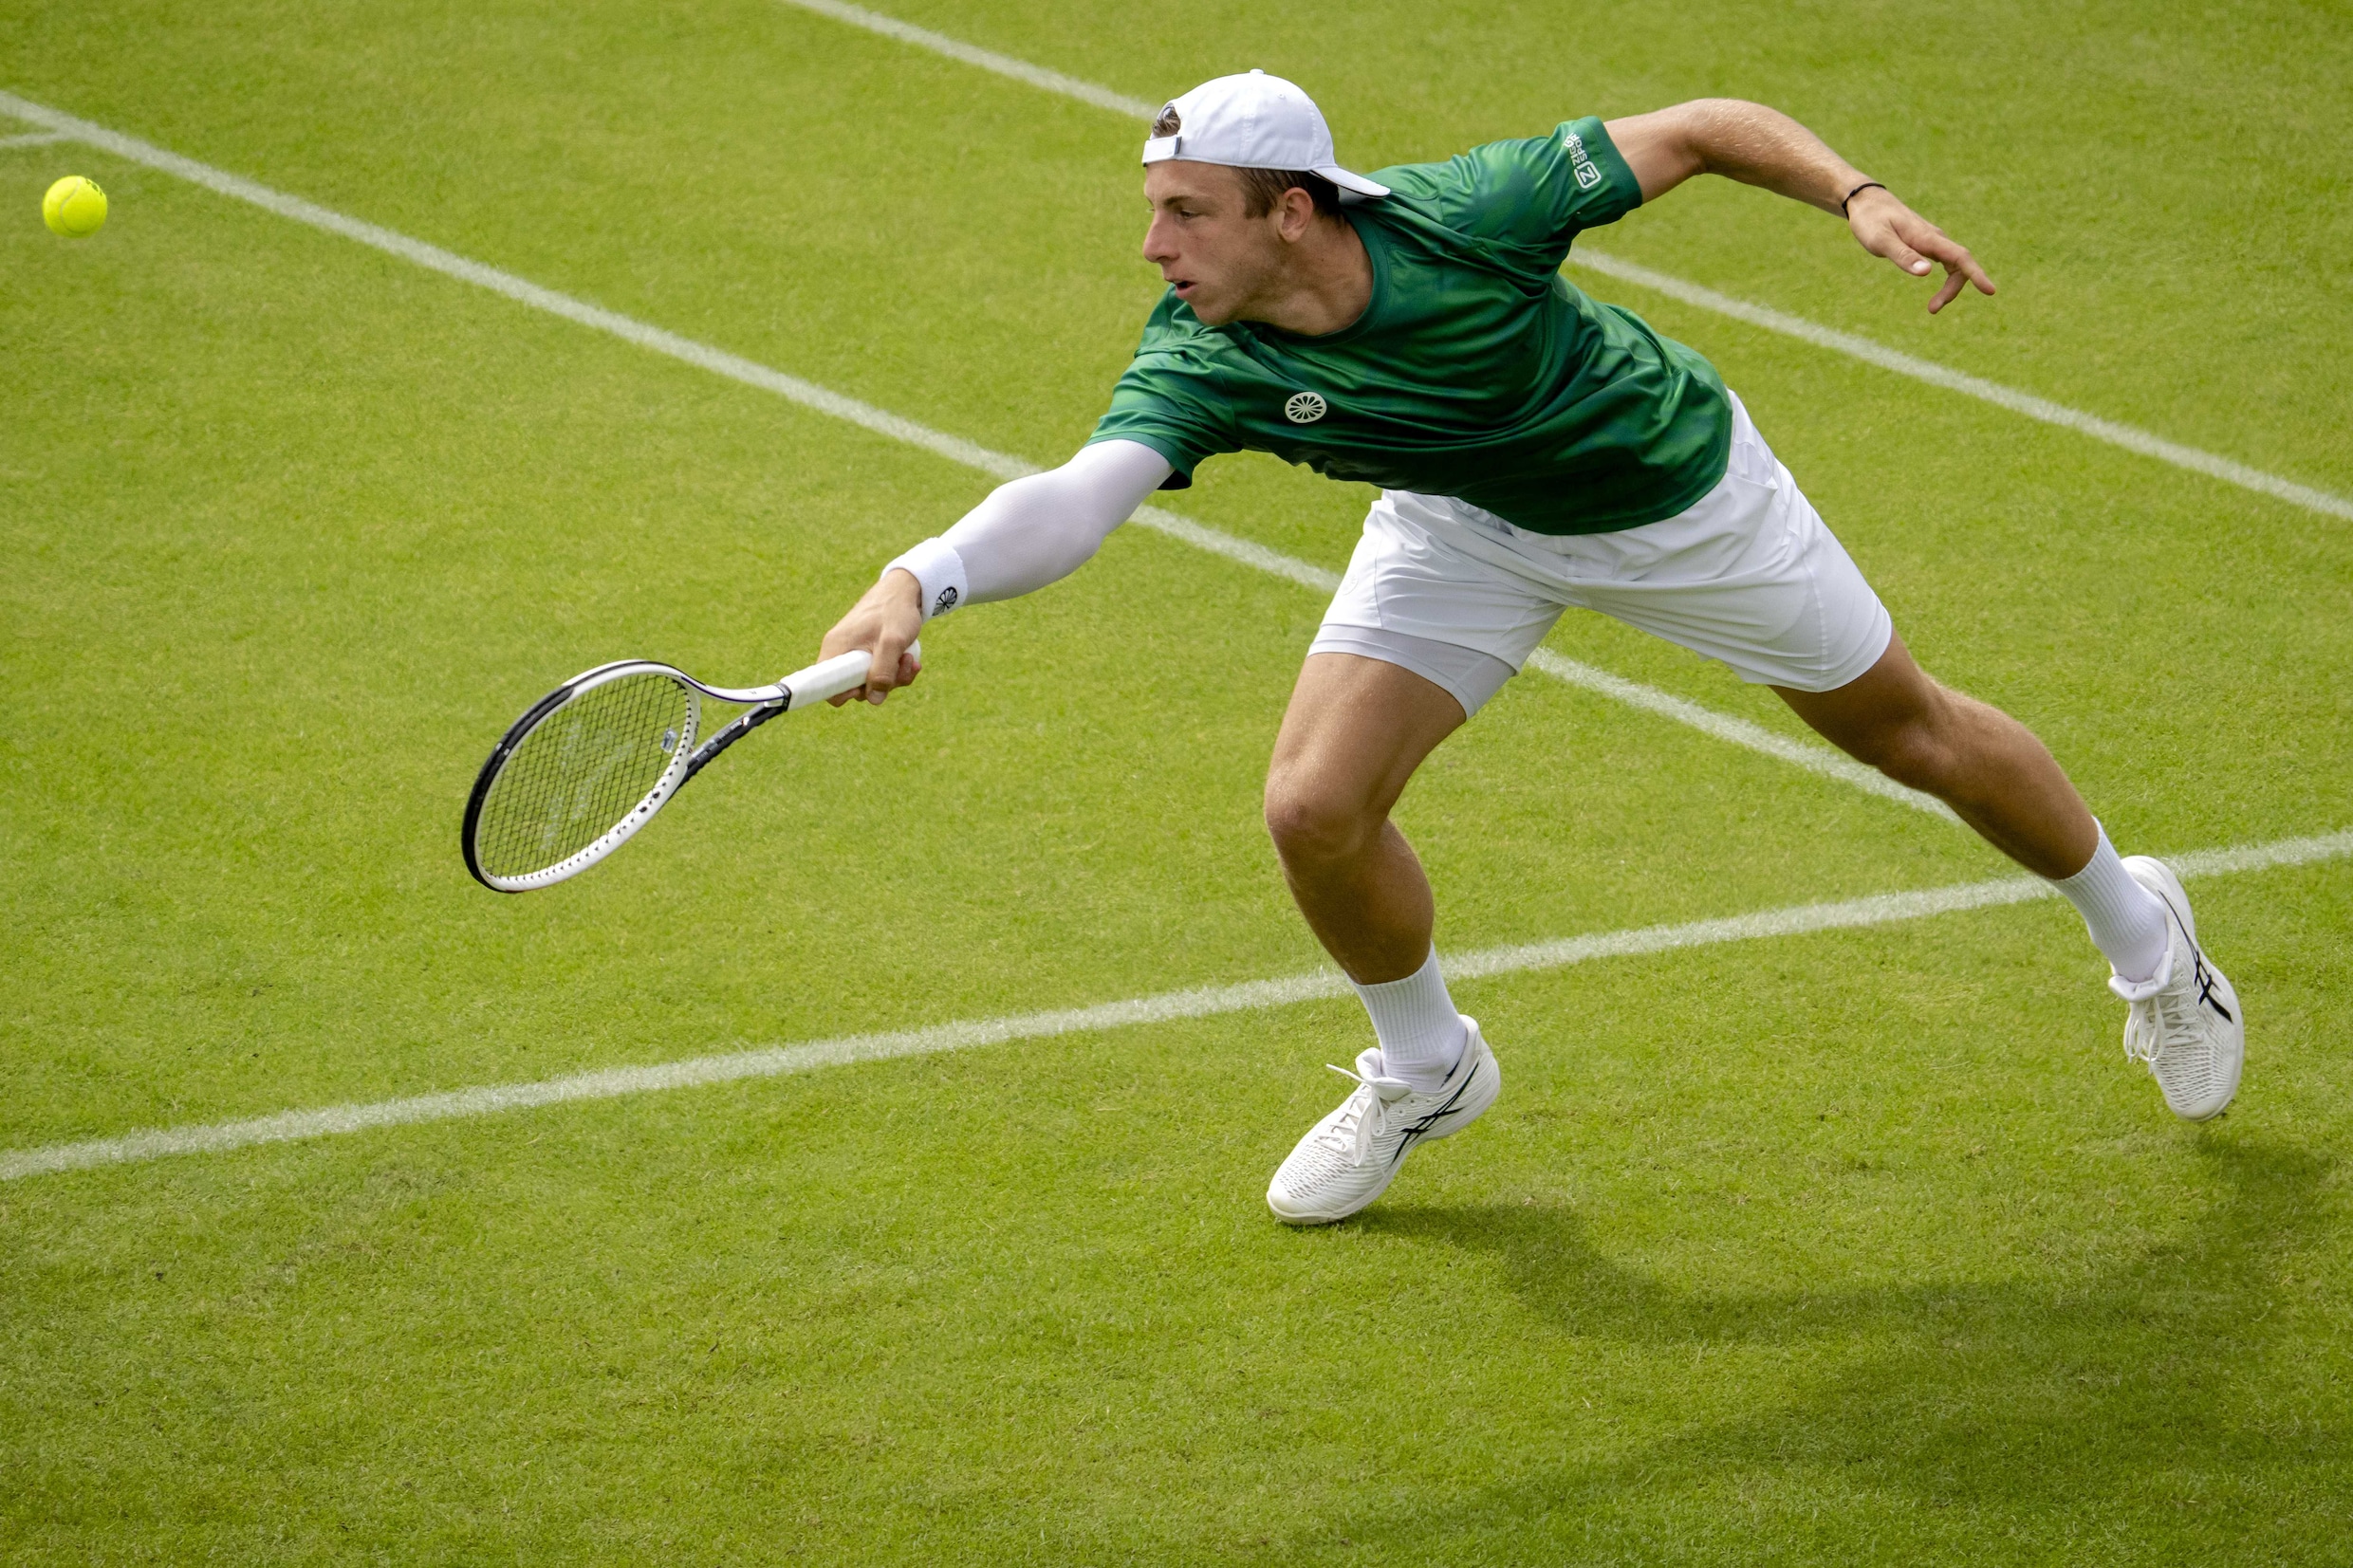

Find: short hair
1231;167;1343;219
1149;109;1343;219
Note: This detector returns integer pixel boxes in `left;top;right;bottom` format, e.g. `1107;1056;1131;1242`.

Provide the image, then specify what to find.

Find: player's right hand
819;569;924;707
1845;186;1995;314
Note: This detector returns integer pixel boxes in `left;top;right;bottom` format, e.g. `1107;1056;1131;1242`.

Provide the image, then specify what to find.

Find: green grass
2;0;2350;1559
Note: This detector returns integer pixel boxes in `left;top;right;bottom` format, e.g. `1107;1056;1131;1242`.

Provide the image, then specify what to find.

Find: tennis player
820;72;2243;1224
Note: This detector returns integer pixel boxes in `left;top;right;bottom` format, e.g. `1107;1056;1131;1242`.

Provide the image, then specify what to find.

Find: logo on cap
1284;392;1327;424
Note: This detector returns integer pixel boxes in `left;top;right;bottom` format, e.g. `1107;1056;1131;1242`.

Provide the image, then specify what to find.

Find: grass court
4;0;2351;1559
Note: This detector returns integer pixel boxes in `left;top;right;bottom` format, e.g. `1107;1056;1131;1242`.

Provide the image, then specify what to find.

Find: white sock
1352;948;1467;1091
2051;825;2170;985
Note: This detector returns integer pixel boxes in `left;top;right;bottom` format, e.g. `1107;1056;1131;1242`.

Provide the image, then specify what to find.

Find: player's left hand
1845;187;1994;313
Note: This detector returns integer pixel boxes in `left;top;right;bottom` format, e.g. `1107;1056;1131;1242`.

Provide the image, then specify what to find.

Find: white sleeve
880;439;1174;620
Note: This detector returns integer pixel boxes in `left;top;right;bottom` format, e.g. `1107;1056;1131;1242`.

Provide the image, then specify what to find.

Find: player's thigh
1574;481;1892;693
1268;653;1467;831
1318;491;1565;717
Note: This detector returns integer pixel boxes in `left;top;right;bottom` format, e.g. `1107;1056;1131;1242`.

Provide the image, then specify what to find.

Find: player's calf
1778;634;2096;880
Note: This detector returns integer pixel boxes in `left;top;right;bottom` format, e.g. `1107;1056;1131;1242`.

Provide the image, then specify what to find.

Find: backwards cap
1141;70;1389;203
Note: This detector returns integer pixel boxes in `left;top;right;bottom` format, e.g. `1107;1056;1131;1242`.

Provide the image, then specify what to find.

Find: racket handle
781;638;921;708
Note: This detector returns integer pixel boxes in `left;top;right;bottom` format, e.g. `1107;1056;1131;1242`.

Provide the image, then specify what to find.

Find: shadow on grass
1325;1134;2348;1561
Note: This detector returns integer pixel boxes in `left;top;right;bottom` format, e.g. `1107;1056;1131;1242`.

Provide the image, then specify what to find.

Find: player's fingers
1927;267;1968;314
822;633;862;705
1911;229;1996;299
1875;232;1934;278
820;609;877;705
826;661;868;707
863;625;911;707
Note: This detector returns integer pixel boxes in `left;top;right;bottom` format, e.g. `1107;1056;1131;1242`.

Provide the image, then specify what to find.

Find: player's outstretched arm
818;438;1174;706
1604;100;1995;313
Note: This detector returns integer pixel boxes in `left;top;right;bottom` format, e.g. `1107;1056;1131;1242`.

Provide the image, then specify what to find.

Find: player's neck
1236;216;1372;337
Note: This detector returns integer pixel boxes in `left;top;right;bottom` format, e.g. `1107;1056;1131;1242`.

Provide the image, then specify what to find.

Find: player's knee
1263;777;1375;867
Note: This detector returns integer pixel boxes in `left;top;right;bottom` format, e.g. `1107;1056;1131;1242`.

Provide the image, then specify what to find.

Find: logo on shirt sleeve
1562;129;1603;190
1284;391;1328;424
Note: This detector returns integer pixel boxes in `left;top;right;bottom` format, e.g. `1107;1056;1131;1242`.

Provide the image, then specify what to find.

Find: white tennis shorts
1309;391;1894;716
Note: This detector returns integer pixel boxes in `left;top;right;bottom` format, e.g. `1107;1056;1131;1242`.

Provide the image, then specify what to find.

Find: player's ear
1277;184;1316;241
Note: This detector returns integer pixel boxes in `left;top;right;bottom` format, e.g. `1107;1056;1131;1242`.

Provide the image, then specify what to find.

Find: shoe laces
2124;955;2208;1070
1313;1063;1392;1162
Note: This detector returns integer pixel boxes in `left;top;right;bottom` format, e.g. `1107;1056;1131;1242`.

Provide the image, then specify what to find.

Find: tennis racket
460;642;915;893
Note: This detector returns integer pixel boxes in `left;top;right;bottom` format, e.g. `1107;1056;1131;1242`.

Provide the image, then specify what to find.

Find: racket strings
473;673;694;878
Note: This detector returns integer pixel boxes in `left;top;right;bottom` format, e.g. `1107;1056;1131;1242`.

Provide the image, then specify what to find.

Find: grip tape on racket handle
782;639;921;708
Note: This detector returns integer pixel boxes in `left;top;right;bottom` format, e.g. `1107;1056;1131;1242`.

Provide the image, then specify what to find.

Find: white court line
776;0;2353;526
1524;648;1954;819
0;90;1932;816
0;129;71;148
1565;253;2353;524
782;0;1156;117
6;825;2344;1183
1139;512;1948;817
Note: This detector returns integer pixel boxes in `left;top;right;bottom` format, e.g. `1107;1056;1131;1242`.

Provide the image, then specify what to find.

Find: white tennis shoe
2110;857;2243;1121
1266;1018;1500;1225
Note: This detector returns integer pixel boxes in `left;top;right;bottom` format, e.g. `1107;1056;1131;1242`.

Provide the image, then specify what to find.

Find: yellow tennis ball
43;175;108;238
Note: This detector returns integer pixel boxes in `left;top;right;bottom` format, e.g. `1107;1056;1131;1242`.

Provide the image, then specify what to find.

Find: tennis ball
43;175;107;238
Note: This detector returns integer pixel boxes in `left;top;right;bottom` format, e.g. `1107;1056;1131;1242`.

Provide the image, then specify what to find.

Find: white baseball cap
1141;70;1390;203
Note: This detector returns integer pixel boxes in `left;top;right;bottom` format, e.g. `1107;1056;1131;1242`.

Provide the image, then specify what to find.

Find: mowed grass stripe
6;825;2344;1183
0;89;1943;819
779;0;2353;526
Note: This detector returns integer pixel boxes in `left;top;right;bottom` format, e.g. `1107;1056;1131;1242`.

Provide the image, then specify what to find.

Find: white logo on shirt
1284;391;1327;424
1562;128;1603;190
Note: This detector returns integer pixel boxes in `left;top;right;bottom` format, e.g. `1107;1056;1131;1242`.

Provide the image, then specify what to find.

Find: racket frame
460;645;900;894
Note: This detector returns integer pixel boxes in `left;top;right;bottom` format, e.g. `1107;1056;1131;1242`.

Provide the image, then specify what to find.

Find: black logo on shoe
1386;1061;1479;1167
2192;951;2234;1023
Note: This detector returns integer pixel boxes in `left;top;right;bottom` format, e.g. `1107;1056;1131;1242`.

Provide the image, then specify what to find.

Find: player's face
1141;162;1286;325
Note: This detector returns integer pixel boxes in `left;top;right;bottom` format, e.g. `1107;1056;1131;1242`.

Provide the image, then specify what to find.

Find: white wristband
881;537;969;622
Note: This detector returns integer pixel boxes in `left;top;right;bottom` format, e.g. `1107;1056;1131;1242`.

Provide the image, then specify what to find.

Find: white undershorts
1308;391;1894;716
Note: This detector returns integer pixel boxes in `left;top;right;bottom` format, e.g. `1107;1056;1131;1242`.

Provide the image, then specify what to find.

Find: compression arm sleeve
881;439;1174;619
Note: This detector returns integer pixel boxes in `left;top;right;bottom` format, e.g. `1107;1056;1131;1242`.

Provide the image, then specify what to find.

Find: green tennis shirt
1087;118;1732;535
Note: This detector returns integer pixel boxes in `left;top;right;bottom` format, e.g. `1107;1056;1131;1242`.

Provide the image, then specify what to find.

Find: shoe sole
1267;1164;1405;1226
